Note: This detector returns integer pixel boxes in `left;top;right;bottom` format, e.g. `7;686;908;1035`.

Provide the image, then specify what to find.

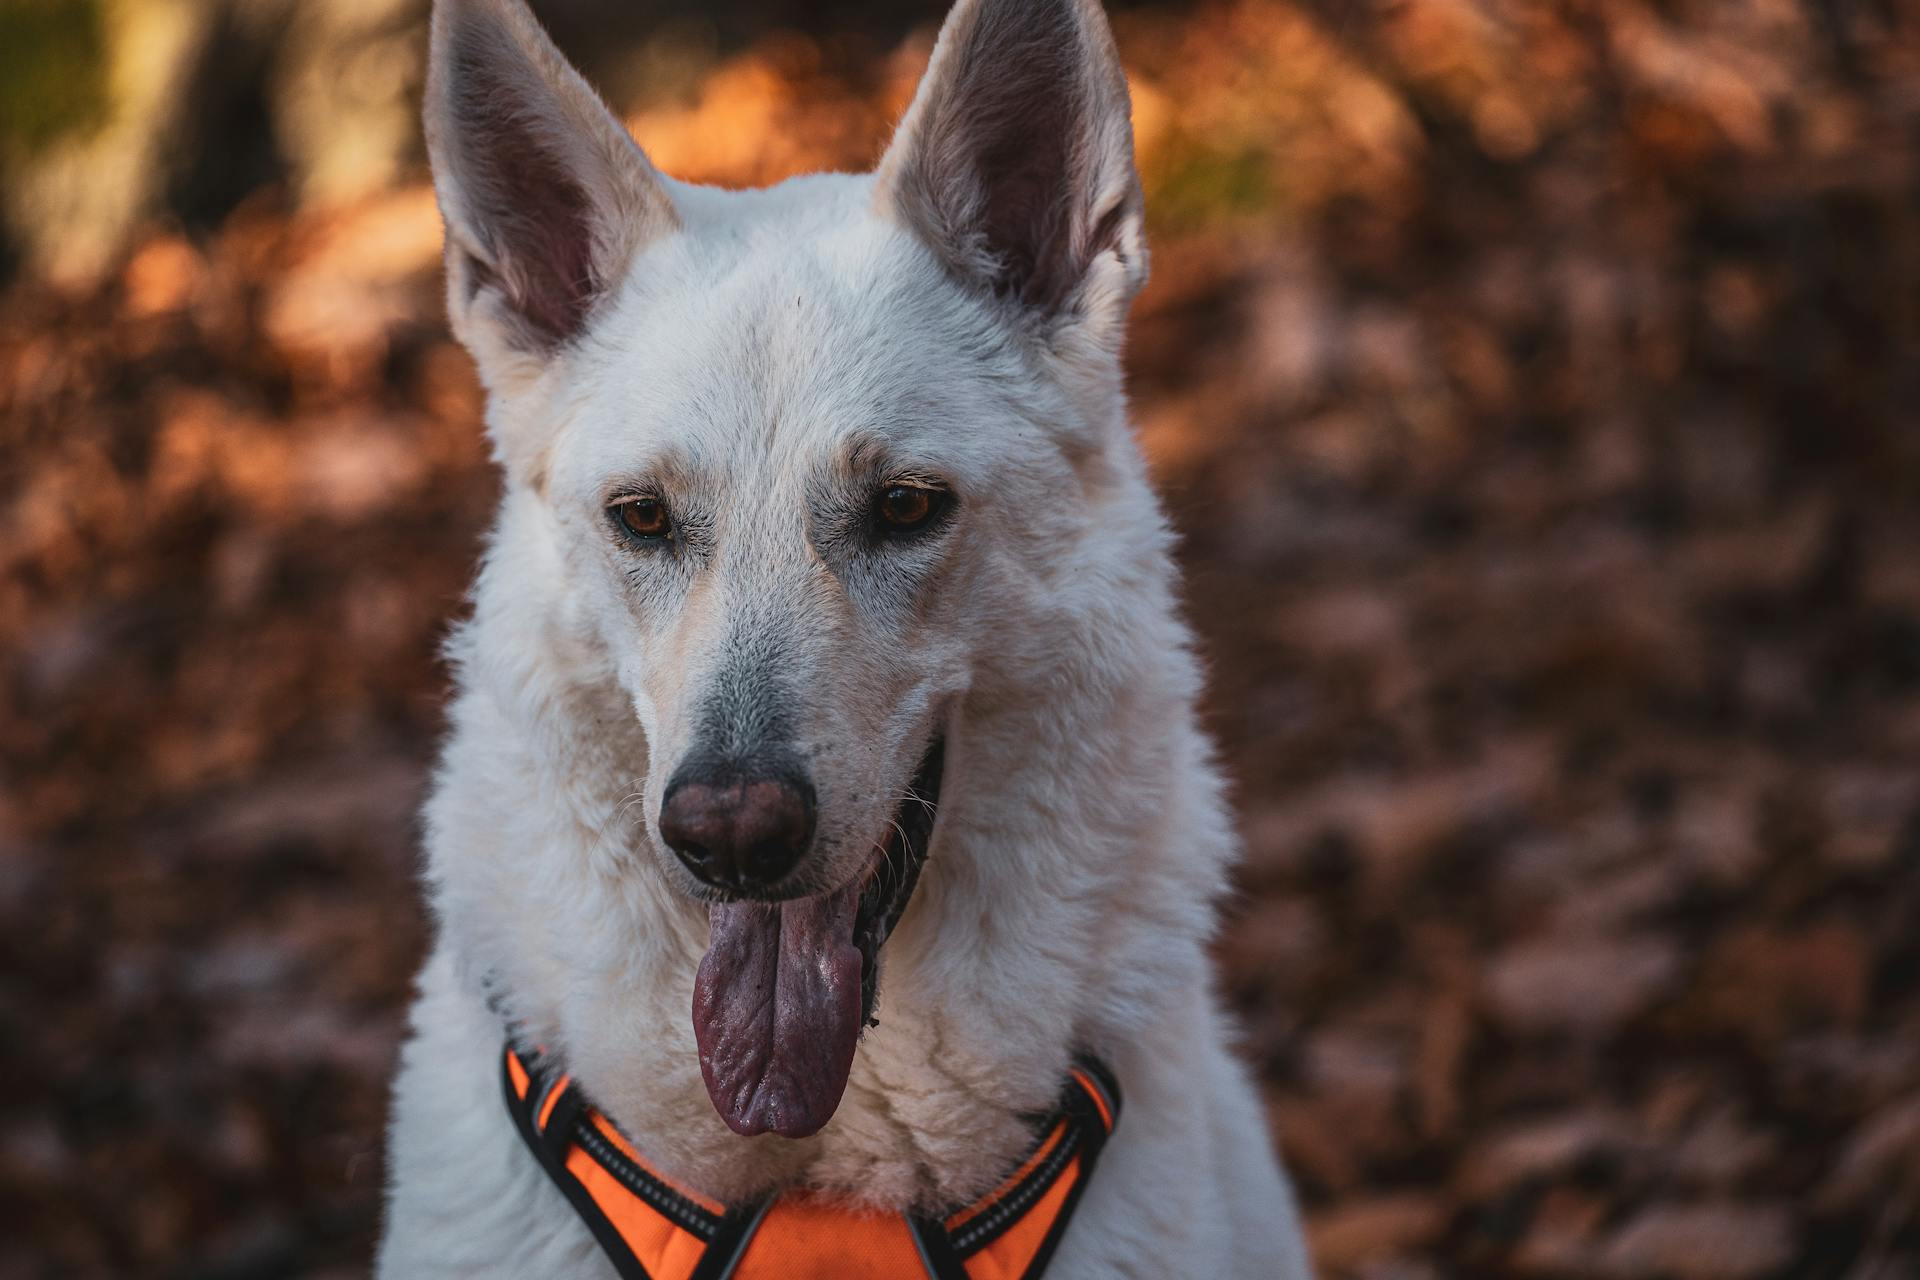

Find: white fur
379;0;1312;1274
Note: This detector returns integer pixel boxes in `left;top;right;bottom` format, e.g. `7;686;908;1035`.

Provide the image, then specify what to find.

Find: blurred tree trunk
2;0;426;288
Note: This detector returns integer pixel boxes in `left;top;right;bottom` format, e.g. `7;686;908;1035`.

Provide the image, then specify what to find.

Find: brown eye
876;485;944;534
613;497;670;541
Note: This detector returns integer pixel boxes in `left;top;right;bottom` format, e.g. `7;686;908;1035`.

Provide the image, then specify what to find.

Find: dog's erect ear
874;0;1147;342
424;0;676;368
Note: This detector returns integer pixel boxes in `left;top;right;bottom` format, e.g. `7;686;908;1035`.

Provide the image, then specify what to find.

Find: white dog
377;0;1313;1274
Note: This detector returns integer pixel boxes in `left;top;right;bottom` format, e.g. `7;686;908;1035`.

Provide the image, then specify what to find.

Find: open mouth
852;736;944;1025
691;736;946;1138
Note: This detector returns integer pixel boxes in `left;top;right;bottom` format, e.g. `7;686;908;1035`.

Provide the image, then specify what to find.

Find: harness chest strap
502;1043;1121;1280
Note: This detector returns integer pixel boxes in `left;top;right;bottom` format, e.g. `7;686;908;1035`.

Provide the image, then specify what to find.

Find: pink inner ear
973;120;1078;311
894;0;1130;317
444;23;601;348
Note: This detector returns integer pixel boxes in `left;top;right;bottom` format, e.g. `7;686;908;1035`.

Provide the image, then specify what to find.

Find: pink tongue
691;879;863;1138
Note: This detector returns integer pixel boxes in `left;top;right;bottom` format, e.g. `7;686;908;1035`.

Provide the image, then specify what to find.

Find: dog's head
425;0;1149;1140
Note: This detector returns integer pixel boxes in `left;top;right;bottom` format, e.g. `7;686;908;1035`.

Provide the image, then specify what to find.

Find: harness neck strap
502;1043;1120;1280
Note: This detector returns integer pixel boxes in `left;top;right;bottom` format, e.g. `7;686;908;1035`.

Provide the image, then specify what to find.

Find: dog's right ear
424;0;677;388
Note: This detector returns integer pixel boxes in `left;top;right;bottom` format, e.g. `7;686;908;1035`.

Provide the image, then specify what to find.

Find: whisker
574;779;651;872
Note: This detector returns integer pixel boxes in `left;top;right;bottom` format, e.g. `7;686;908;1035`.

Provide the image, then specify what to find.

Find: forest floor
5;3;1919;1275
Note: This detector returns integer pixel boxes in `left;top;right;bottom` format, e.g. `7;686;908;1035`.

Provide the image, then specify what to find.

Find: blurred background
3;0;1918;1275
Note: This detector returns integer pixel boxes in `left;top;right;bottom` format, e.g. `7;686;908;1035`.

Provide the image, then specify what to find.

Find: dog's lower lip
853;735;945;1024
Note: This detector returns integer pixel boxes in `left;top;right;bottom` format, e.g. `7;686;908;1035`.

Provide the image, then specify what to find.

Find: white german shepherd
378;0;1312;1274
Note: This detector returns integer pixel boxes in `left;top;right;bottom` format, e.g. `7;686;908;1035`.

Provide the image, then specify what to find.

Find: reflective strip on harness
500;1044;1120;1280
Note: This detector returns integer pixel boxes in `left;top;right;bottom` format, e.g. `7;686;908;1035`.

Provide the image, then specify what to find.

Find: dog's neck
424;475;1230;1211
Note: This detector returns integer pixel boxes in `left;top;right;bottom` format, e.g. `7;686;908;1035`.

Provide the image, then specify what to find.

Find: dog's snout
659;765;815;892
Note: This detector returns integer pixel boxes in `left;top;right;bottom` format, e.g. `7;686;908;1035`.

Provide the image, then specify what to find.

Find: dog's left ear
874;0;1148;353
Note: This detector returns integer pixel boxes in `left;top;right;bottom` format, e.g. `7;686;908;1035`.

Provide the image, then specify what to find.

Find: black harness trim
501;1043;1121;1278
500;1051;655;1280
948;1056;1120;1259
687;1197;772;1280
575;1118;725;1238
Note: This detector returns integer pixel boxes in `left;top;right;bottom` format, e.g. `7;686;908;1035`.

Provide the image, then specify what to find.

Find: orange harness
503;1043;1120;1280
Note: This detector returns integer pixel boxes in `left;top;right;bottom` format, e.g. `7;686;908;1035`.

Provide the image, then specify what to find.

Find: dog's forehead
557;178;1027;490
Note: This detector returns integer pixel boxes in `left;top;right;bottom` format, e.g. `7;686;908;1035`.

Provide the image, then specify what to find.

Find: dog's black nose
659;765;815;892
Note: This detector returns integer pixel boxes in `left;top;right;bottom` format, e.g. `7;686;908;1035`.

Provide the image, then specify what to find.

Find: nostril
660;766;814;892
744;840;795;883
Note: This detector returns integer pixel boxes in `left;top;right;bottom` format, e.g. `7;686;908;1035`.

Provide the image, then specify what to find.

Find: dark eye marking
608;494;672;544
871;483;951;538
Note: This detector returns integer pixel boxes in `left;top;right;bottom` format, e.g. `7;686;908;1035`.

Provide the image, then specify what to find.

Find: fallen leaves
7;0;1920;1275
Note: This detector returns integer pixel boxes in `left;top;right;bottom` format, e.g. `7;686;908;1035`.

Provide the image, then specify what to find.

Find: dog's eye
875;485;946;535
611;497;671;542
